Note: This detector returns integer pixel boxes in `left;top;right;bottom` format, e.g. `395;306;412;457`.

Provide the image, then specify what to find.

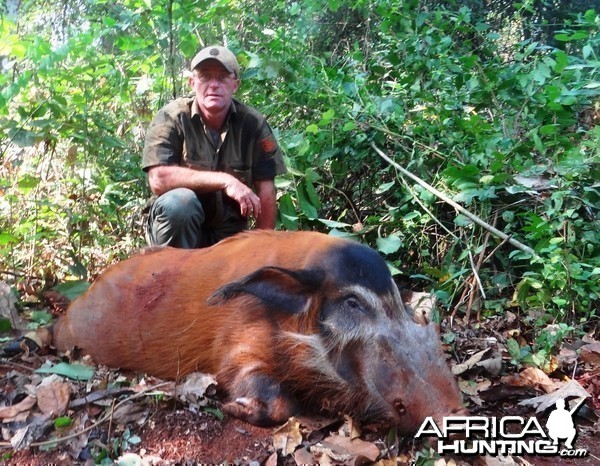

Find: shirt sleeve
142;105;184;171
252;121;287;181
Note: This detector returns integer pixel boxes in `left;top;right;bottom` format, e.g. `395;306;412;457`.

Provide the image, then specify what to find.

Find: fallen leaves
1;301;599;464
175;372;217;406
273;416;381;465
449;311;600;413
273;417;303;456
580;340;600;365
36;375;70;417
310;435;380;464
0;362;171;456
519;379;591;413
501;366;559;394
445;311;600;465
0;395;36;419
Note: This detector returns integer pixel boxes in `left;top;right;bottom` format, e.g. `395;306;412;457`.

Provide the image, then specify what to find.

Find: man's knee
151;188;204;224
146;188;206;248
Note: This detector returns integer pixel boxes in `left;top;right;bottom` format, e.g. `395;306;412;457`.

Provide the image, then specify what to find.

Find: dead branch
372;142;537;258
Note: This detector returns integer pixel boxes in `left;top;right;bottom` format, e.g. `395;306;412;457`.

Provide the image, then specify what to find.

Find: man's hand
223;176;262;218
147;165;263;218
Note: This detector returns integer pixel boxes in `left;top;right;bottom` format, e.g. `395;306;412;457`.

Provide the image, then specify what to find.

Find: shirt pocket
228;165;252;186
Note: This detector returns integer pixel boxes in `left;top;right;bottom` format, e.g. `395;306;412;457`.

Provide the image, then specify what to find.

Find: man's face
190;60;239;115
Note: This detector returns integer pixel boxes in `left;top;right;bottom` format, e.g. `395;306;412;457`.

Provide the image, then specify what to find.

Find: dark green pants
145;188;245;248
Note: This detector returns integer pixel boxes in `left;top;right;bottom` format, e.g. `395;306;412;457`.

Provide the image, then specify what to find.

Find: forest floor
0;287;599;465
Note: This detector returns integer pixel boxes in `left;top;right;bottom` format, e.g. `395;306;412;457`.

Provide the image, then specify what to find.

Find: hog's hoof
223;397;274;426
223;395;297;427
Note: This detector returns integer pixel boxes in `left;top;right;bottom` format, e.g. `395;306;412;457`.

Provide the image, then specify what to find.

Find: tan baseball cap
190;46;240;76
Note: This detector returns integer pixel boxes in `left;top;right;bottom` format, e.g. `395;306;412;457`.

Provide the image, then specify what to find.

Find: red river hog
54;230;465;431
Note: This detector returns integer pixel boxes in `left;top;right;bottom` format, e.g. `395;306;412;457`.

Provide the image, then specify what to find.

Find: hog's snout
368;322;465;433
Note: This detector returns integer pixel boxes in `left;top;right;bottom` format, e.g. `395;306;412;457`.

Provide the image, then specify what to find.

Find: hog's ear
208;266;325;314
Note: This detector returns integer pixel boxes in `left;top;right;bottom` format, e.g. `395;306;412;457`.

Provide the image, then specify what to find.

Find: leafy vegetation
1;0;599;341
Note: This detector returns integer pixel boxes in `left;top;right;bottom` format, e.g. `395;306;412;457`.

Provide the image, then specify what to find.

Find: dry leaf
557;346;578;366
0;395;37;419
295;414;338;433
544;354;560;374
265;452;278;466
500;367;558;394
111;401;148;425
175;372;217;404
318;435;380;463
517;367;557;393
476;351;503;376
481;454;533;465
311;443;351;463
293;446;315;465
518;379;591;413
318;453;335;466
580;342;600;366
273;417;303;456
435;459;459;466
65;411;90;459
0;281;24;330
404;291;436;324
36;378;70;417
69;387;134;408
10;413;53;450
375;459;402;466
459;378;491;397
338;415;361;440
514;174;555;189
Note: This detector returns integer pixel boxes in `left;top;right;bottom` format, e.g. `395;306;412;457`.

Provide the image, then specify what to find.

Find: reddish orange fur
54;231;340;379
54;229;466;428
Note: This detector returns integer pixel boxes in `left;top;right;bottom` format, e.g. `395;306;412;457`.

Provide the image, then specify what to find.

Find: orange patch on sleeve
260;136;278;154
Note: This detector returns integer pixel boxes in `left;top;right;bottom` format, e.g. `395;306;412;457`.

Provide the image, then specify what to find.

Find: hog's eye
347;298;360;309
345;296;367;315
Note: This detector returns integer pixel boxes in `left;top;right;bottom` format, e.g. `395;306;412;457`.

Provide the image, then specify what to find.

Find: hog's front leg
223;372;298;426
